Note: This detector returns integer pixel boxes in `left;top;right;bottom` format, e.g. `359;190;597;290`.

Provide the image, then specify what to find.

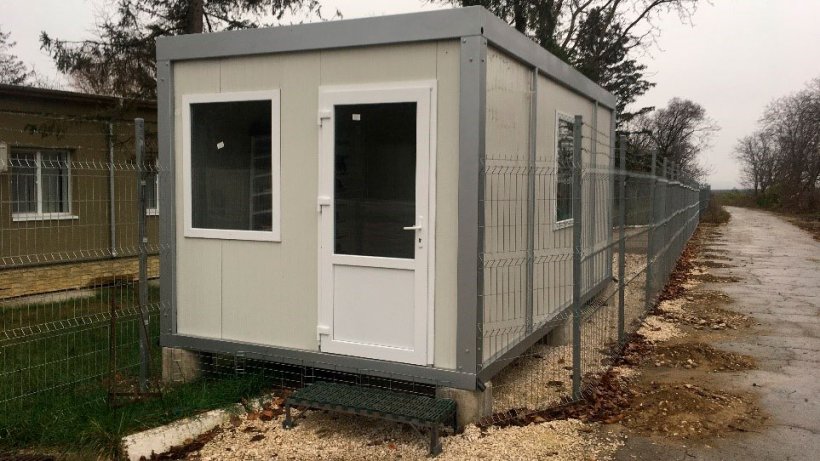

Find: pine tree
40;0;324;99
0;27;33;85
443;0;699;125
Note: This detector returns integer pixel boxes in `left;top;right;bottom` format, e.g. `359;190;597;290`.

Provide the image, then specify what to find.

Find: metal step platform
282;381;458;456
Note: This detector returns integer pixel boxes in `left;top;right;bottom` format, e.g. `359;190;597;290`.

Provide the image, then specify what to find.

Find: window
555;114;574;224
145;171;159;216
182;90;281;241
10;149;73;221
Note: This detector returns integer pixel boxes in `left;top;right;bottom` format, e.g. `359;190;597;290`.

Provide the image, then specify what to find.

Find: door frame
316;80;437;365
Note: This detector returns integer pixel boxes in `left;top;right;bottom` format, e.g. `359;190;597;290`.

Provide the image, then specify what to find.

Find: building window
10;149;73;221
555;114;574;224
183;90;281;241
146;171;159;216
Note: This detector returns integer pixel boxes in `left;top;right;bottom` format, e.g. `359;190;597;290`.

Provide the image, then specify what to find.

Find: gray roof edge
479;9;617;110
156;6;487;61
156;5;615;110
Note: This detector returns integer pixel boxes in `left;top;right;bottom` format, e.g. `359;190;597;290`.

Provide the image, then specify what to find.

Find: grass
0;285;273;458
782;212;820;241
0;371;270;459
700;193;731;225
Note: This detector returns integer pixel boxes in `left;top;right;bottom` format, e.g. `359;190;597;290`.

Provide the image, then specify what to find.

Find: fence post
108;122;117;257
617;135;626;344
662;160;670;282
644;148;658;311
135;118;149;392
571;115;583;400
525;67;538;336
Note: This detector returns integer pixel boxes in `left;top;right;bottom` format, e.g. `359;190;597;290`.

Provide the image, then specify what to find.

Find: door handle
403;217;423;249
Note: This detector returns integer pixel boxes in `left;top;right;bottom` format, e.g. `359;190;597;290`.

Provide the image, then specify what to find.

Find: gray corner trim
163;334;478;390
456;35;487;376
157;60;176;339
479;10;616;110
157;7;487;61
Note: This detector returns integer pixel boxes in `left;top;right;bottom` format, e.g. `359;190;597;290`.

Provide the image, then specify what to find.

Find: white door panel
332;265;415;349
317;82;435;366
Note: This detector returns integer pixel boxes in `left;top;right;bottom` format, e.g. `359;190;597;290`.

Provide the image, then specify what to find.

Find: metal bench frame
283;382;458;456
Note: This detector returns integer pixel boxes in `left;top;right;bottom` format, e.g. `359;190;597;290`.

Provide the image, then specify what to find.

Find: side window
146;170;159;215
555;115;574;223
10;149;72;220
183;90;281;241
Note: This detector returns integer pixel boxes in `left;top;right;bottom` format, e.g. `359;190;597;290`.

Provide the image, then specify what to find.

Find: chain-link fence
0;111;705;455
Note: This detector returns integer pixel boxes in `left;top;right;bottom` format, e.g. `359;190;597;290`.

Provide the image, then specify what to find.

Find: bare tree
735;77;820;210
735;131;777;196
759;79;820;209
631;98;718;180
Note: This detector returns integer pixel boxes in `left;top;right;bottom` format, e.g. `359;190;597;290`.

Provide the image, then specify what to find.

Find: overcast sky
2;0;819;189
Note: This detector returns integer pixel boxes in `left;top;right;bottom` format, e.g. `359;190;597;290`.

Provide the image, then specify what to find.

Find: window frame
553;111;575;230
10;148;76;222
181;90;281;241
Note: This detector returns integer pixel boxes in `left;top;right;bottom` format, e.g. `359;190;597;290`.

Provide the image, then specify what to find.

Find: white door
317;82;435;366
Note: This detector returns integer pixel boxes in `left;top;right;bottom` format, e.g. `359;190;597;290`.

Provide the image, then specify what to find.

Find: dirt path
615;206;820;460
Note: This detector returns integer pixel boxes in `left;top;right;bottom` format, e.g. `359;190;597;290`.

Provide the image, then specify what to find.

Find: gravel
188;410;622;461
657;298;685;314
637;315;682;343
492;344;573;413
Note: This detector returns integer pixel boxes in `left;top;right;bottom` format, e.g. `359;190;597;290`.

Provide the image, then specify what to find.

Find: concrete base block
546;317;573;346
436;382;493;428
162;347;202;384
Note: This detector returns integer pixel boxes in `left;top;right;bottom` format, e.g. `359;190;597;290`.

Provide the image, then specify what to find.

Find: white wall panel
174;60;223;338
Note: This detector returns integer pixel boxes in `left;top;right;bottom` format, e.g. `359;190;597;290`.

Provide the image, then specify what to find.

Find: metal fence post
571;115;583;400
135;118;150;392
617;135;626;344
644;148;658;311
108;122;117;257
662;160;670;282
525;67;538;336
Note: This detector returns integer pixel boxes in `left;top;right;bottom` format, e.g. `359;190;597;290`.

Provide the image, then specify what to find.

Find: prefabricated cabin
157;6;616;390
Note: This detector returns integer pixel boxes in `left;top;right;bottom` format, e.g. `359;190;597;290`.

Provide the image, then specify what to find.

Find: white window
146;171;159;216
10;149;75;221
555;112;575;227
182;90;281;241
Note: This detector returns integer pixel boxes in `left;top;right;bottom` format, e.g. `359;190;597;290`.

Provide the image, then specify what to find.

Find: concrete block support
162;347;202;383
546;316;573;347
436;382;493;428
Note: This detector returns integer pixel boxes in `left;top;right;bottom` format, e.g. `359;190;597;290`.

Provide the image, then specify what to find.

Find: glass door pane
334;102;417;259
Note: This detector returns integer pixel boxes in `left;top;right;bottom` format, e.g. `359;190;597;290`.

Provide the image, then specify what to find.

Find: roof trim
0;83;156;109
155;6;616;109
